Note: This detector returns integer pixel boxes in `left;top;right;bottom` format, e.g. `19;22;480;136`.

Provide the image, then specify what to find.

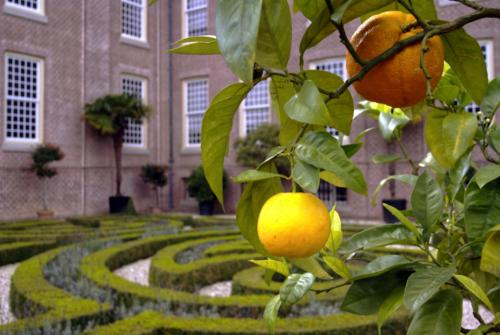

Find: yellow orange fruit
346;11;444;108
257;192;331;258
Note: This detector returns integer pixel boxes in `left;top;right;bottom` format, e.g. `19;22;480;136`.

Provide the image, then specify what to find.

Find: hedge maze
0;214;408;335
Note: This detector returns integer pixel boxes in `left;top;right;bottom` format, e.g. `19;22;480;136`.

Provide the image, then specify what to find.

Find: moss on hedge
84;310;407;335
203;240;254;257
0;241;57;266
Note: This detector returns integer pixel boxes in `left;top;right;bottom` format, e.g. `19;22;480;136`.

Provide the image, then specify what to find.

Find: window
121;76;146;147
310;58;348;139
184;0;208;37
241;80;270;136
121;0;146;41
438;0;456;6
317;180;348;207
6;0;42;12
4;54;43;143
466;41;494;113
184;79;209;147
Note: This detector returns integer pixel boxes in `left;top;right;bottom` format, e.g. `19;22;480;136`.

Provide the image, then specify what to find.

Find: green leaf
342;143;363;158
236;164;283;255
279;273;315;306
464;178;500;242
372;154;401;164
284;80;331;126
378;110;410;141
377;285;404;335
323;256;351;281
295;131;367;195
169;36;220;54
341;270;408;315
339;224;414;254
372;174;417;207
299;0;393;55
215;0;262;83
255;0;291;70
411;170;443;233
250;258;289;277
233;169;285;183
489;127;500;155
290;257;332;280
406;289;462;335
292;159;320;193
480;77;500;118
325;208;342;252
293;0;326;20
202;83;251;206
474;164;500;188
264;295;281;333
443;112;477;167
404;265;456;312
320;171;347;188
453;274;493;311
411;0;438;21
305;70;354;134
382;203;421;239
480;225;500;278
442;28;488;104
354;255;412;281
446;151;471;201
258;146;286;168
270;76;303;145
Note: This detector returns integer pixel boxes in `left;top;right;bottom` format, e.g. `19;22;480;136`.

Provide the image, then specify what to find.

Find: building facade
0;0;498;220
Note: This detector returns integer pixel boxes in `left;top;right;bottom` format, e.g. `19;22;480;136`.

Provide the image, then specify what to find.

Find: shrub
141;164;168;209
31;144;64;211
234;124;289;175
187;166;228;204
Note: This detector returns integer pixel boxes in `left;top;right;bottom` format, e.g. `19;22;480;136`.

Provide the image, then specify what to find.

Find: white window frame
183;78;209;149
437;0;456;6
309;57;350;143
182;0;208;38
239;79;271;137
3;0;46;22
121;0;147;42
4;53;44;148
121;75;147;148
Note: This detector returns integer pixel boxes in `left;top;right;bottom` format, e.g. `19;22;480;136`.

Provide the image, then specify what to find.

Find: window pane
6;0;38;10
243;80;270;135
122;0;144;39
121;77;145;146
5;55;40;141
186;80;208;145
186;0;207;37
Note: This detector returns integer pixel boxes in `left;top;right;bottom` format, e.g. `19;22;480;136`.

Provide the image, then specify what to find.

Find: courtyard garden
0;214;415;334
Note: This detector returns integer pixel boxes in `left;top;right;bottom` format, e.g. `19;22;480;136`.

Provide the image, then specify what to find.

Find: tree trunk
113;133;124;196
42;177;48;210
155;186;160;209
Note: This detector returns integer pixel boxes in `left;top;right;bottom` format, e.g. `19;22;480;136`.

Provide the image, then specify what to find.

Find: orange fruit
346;11;444;108
257;192;331;258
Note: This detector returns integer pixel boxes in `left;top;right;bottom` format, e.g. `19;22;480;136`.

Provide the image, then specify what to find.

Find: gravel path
198;281;232;297
0;263;18;325
462;299;494;329
114;258;151;286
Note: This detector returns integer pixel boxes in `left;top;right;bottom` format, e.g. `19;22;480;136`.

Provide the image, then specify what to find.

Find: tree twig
397;0;430;29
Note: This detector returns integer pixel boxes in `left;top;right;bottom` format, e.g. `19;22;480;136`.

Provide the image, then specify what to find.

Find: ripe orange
257;192;331;258
346;11;444;108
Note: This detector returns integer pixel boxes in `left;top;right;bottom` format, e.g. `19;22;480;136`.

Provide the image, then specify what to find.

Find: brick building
0;0;498;220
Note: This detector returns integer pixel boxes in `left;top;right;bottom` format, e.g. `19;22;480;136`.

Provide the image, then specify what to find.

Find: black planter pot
109;196;136;214
382;198;407;223
198;201;214;216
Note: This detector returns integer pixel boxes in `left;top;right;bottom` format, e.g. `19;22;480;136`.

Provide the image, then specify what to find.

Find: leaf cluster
187;166;228;204
31;143;65;178
141;164;168;188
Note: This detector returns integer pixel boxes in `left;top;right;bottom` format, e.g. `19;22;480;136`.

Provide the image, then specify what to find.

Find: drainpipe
156;5;161;164
80;0;87;215
167;0;175;210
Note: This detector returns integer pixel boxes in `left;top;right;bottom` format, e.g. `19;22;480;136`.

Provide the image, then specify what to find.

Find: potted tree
83;93;151;214
187;166;228;215
141;164;168;213
31;143;64;219
359;101;420;222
